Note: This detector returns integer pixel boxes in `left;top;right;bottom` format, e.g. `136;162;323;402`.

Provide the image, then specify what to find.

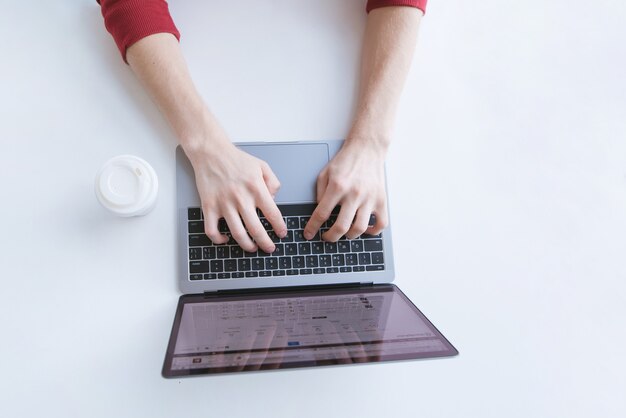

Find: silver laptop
176;140;394;293
163;141;457;377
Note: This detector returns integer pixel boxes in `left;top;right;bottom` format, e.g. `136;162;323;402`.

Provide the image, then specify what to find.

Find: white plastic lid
95;155;158;217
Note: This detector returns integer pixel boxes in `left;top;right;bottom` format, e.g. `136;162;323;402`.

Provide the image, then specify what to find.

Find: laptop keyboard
187;204;385;281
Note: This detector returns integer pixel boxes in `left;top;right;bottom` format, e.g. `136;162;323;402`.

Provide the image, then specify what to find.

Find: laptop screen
162;284;457;377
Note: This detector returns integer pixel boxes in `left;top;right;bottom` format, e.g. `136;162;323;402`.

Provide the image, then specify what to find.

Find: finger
240;207;275;253
223;209;257;252
346;206;372;240
304;193;339;240
202;210;228;244
256;186;287;238
316;169;329;204
261;161;281;198
323;201;359;242
367;200;389;236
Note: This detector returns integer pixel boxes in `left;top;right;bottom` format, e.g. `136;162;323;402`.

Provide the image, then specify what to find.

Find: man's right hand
184;138;287;254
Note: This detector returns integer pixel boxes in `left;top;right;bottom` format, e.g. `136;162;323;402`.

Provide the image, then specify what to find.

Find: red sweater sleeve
98;0;180;63
366;0;427;14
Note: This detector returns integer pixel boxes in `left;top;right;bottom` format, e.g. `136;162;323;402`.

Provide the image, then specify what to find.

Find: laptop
162;141;457;377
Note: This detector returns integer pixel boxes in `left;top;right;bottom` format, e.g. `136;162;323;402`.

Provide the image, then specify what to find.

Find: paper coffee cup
95;155;158;217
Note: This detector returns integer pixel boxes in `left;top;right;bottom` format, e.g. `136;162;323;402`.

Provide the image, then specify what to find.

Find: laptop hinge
202;282;374;298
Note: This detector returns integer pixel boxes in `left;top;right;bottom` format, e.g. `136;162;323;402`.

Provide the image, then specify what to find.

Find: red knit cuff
99;0;180;63
366;0;427;14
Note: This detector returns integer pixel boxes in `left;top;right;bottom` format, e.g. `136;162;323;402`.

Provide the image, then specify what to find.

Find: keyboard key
245;272;259;278
268;230;281;243
372;252;384;265
203;247;216;259
286;217;299;229
272;270;286;276
340;267;352;273
281;230;294;242
188;208;201;220
230;246;244;258
358;253;371;265
232;272;245;278
332;254;345;266
292;256;305;269
299;269;312;275
338;241;350;253
257;249;271;257
273;244;284;256
294;230;306;242
224;259;237;272
286;269;299;276
189;261;209;273
260;218;271;230
325;216;337;228
189;248;202;260
326;267;339;274
298;242;311;255
238;259;251;271
313;268;325;274
353;266;365;272
203;273;217;280
266;257;278;269
350;240;364;253
306;256;319;268
210;260;224;272
319;255;332;267
259;271;272;277
324;242;337;253
364;239;383;252
252;258;265;270
279;257;292;269
190;274;203;281
245;250;257;258
216;246;230;259
218;219;229;233
345;253;358;266
189;234;211;247
218;273;231;279
299;217;310;229
226;234;237;245
366;265;385;271
312;242;324;254
188;221;204;233
362;232;382;238
285;244;298;255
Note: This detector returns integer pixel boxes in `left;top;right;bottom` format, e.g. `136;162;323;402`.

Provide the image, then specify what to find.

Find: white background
1;1;625;417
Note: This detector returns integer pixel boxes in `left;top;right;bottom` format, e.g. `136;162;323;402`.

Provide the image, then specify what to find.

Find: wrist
345;126;392;156
179;109;234;160
347;114;393;151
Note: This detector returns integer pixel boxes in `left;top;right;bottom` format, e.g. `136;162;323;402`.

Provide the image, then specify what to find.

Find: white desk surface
1;1;625;417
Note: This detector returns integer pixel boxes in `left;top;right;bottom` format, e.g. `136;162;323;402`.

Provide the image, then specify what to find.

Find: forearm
349;7;423;151
126;33;228;154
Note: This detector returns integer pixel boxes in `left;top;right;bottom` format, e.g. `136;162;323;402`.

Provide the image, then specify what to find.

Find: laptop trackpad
238;143;330;204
